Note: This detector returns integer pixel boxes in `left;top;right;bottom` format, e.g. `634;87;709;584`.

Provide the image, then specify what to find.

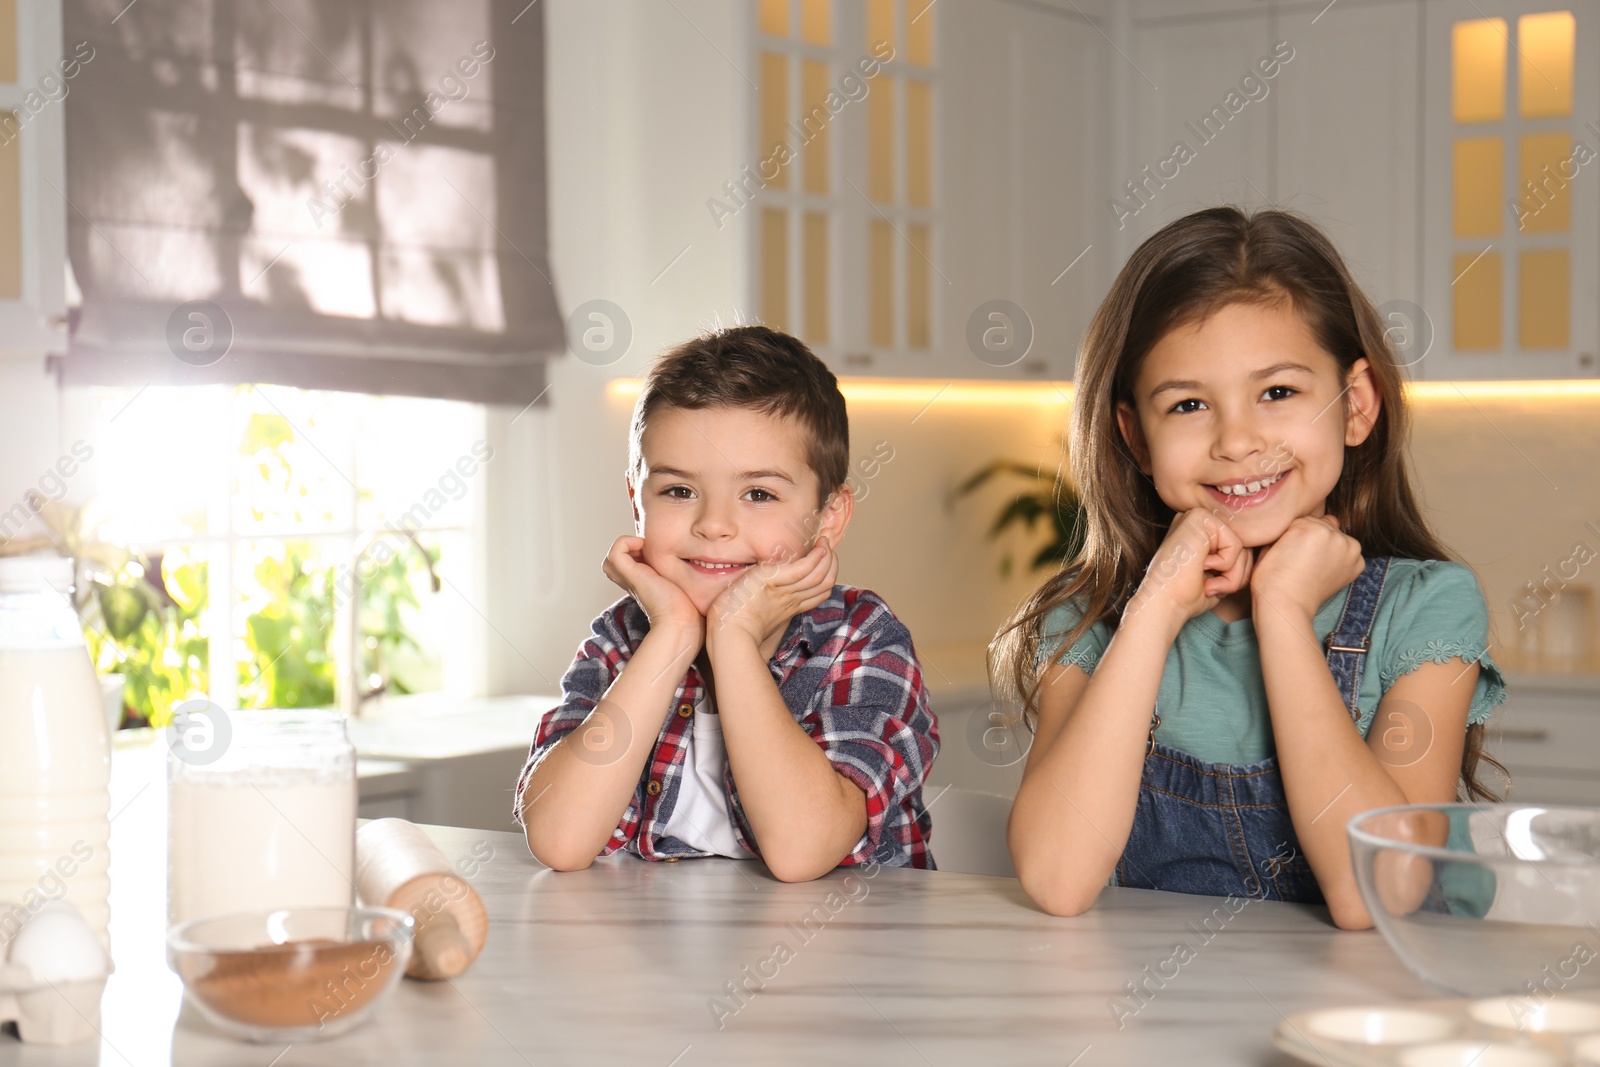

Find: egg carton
0;902;112;1046
1274;993;1600;1066
0;967;108;1046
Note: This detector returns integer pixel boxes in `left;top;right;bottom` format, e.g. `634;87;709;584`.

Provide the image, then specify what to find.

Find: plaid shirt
513;584;939;869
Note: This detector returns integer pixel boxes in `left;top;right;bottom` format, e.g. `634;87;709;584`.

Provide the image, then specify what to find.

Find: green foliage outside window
19;395;441;728
85;550;209;728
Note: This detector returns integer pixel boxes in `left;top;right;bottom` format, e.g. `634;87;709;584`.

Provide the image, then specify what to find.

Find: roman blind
54;0;561;404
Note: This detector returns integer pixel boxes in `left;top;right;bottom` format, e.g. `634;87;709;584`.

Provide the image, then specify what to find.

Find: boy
514;326;938;881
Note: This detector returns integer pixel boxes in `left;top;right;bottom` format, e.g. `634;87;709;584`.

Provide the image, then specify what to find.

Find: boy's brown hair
627;325;850;506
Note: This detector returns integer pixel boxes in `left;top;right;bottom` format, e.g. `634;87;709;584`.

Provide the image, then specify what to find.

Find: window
1449;11;1576;353
753;0;936;365
65;384;485;725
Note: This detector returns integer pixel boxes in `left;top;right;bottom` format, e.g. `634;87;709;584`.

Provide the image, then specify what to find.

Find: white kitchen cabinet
920;681;1600;813
1488;684;1600;805
924;686;1028;799
938;0;1110;381
0;0;68;354
1274;1;1422;312
1128;0;1420;293
1123;9;1278;246
1133;0;1600;383
748;0;1108;380
357;759;423;821
1418;0;1599;380
348;696;553;833
745;0;1596;383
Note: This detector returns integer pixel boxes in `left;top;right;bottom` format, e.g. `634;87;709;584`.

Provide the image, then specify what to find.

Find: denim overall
1114;556;1392;903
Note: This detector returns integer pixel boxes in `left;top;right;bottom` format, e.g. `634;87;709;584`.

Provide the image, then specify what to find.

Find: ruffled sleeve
1035;598;1113;676
1376;560;1507;726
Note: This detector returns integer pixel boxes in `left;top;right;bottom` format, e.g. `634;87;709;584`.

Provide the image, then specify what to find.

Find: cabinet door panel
1420;0;1599;379
1501;771;1600;806
941;0;1107;380
1123;13;1277;246
1489;690;1600;775
0;0;66;350
1275;2;1420;312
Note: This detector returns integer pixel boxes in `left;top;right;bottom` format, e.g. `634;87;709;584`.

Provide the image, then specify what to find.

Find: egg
6;901;109;984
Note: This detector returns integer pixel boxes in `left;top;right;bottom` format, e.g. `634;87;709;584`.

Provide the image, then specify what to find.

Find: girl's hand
706;537;838;655
1250;515;1364;622
601;536;704;638
1125;507;1253;625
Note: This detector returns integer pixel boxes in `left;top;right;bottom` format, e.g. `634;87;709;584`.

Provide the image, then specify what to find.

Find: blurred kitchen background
0;0;1595;836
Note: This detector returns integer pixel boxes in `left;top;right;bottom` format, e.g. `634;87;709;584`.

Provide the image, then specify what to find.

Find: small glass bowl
1348;803;1600;996
167;906;413;1042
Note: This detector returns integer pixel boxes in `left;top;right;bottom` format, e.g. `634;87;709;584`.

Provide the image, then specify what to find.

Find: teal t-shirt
1035;558;1507;764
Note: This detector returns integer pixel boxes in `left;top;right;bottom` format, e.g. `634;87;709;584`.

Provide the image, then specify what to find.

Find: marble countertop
1;742;1441;1066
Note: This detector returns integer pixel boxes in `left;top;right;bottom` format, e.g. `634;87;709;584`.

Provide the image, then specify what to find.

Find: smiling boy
514;326;938;881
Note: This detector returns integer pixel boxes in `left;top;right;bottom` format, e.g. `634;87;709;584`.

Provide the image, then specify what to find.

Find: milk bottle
0;557;112;950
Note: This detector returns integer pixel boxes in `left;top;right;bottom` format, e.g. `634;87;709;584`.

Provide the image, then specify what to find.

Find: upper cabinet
1421;0;1597;379
1132;0;1596;381
1123;8;1278;248
0;0;67;353
1129;2;1424;353
744;0;1109;380
745;0;936;377
743;0;1600;382
938;0;1110;382
1274;2;1421;316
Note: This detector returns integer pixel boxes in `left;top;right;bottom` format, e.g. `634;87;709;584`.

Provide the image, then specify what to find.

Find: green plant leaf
240;413;294;455
956;449;1087;575
97;583;149;641
989;495;1048;537
163;556;208;616
238;541;337;709
952;459;1051;499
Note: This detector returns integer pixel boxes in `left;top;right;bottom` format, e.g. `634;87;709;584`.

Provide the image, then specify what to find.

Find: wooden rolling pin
355;819;488;980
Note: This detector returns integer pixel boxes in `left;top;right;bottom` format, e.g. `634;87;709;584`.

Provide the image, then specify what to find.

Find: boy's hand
1125;507;1253;626
602;536;704;638
705;538;838;655
1250;515;1364;622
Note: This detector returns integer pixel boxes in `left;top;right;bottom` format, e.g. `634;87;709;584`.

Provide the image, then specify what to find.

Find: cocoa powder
177;937;402;1031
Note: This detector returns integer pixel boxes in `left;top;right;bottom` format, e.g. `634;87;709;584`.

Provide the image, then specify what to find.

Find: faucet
341;525;441;717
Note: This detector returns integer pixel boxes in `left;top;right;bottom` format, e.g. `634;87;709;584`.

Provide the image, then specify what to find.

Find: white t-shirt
660;701;754;859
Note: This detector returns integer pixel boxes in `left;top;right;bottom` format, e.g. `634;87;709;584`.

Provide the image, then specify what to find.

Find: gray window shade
54;0;562;405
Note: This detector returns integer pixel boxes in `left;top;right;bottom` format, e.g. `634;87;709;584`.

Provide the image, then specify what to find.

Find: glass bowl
1348;804;1600;997
167;906;413;1042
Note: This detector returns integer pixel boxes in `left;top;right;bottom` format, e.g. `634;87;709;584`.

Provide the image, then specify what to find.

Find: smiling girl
999;208;1506;928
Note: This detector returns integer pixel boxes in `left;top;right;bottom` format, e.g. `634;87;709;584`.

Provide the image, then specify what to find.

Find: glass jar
167;707;356;926
0;556;112;948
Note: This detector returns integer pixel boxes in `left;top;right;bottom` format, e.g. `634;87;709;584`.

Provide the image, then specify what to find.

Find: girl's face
1115;299;1380;549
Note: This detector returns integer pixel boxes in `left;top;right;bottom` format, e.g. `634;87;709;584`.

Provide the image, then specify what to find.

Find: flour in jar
168;767;355;925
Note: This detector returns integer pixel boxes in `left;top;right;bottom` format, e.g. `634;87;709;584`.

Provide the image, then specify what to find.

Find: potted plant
0;500;206;730
953;447;1086;576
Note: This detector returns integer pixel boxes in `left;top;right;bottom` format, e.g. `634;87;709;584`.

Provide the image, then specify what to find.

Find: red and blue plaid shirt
513;584;939;869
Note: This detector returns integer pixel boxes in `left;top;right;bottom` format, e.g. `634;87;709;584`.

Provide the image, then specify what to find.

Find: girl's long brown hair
991;206;1503;801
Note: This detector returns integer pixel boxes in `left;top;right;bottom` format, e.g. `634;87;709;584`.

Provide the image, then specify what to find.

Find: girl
999;207;1506;929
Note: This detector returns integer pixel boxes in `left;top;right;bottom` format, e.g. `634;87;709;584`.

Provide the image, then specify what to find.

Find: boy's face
630;405;850;615
1115;300;1379;549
